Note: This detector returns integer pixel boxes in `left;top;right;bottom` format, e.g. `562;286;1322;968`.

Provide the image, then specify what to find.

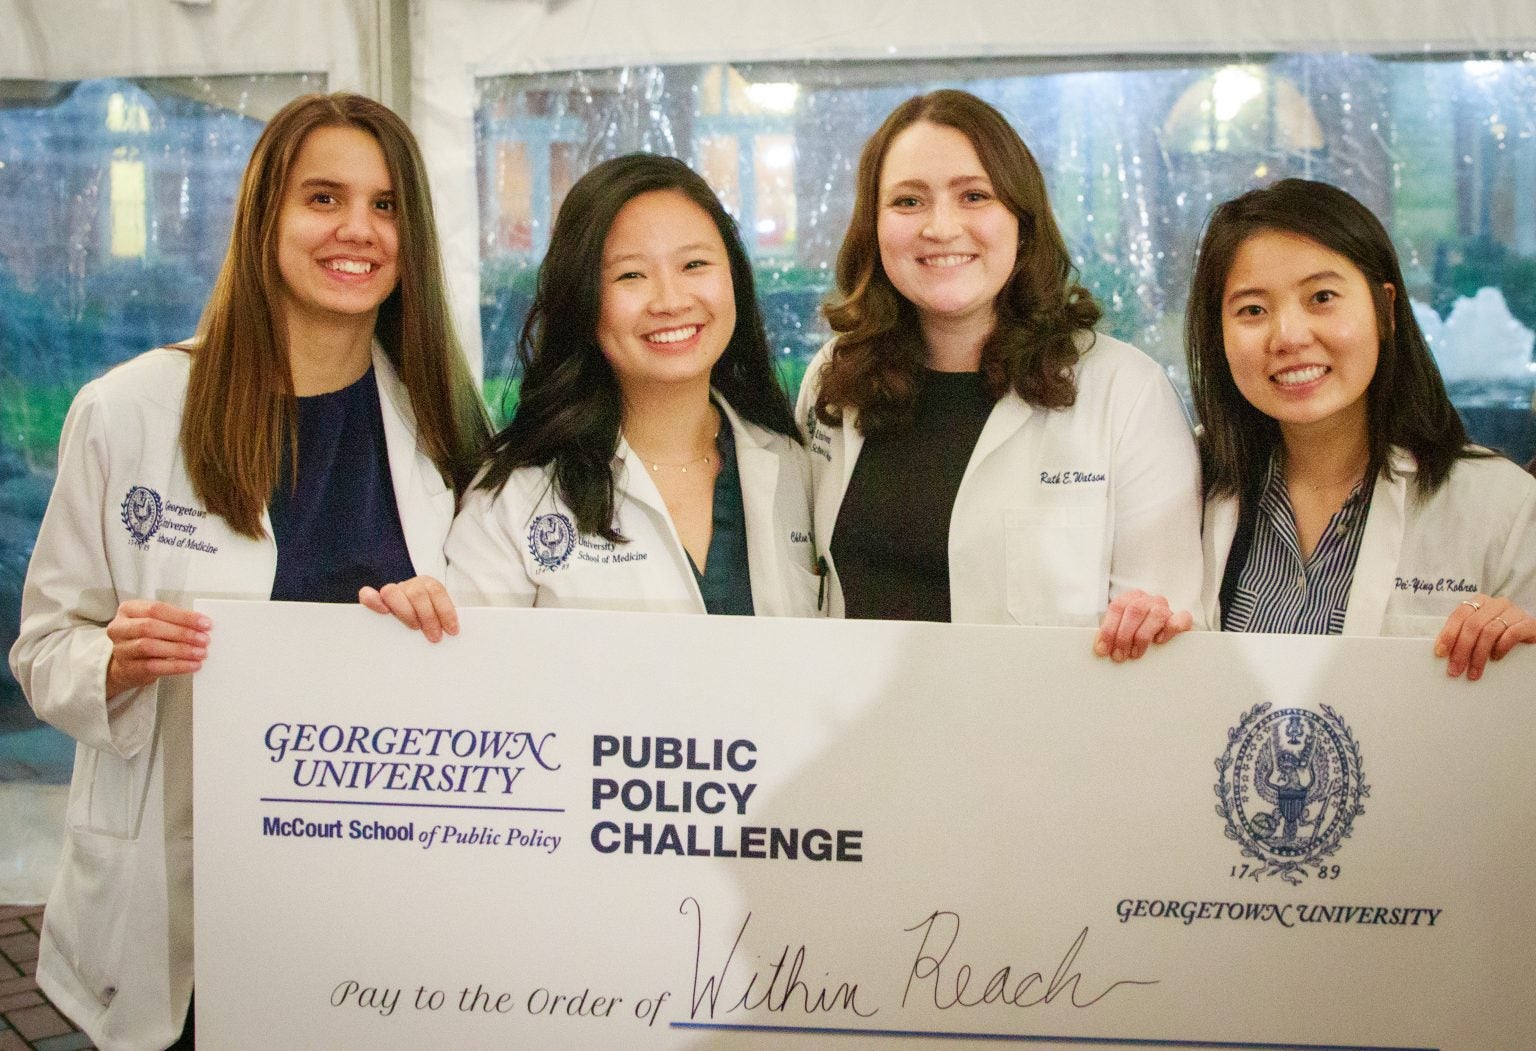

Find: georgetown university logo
528;512;575;570
120;485;163;549
1215;704;1369;884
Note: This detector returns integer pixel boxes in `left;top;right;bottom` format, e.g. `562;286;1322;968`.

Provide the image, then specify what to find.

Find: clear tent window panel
474;54;1536;457
0;74;323;782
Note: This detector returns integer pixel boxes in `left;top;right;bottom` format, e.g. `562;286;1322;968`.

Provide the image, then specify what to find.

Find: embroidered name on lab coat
1039;470;1107;485
1394;575;1478;595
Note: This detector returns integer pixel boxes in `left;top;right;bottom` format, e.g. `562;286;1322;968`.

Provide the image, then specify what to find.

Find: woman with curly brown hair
796;89;1202;656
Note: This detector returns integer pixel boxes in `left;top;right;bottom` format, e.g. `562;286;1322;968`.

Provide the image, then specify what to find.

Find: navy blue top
269;367;416;602
687;421;754;616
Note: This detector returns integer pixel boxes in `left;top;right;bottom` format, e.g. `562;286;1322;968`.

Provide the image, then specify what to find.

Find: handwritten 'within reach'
682;897;878;1021
903;910;1158;1009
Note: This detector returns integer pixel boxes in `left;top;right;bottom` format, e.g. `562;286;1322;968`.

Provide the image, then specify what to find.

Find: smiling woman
1187;178;1536;680
594;188;738;402
8;92;488;1050
873;121;1020;365
798;89;1204;655
275;125;402;361
368;153;819;625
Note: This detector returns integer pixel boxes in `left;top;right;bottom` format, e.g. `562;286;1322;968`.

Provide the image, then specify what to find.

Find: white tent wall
0;0;380;91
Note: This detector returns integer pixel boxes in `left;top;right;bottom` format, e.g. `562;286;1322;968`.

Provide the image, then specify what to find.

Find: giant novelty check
193;602;1536;1049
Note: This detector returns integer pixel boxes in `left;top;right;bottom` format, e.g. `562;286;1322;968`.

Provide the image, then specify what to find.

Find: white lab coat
446;396;819;616
8;346;454;1051
1201;448;1536;635
796;333;1205;625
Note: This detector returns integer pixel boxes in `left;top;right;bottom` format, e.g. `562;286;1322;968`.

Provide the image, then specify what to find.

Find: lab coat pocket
50;825;135;1006
68;742;153;840
1004;506;1107;625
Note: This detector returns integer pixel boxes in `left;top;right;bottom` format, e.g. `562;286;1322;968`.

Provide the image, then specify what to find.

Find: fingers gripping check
1435;594;1536;682
1094;589;1194;662
104;600;211;698
359;576;459;644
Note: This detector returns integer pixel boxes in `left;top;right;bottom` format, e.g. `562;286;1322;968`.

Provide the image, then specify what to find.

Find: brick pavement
0;906;93;1051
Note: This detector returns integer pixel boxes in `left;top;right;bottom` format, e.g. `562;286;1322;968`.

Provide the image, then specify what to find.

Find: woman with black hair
371;153;817;623
1187;178;1535;679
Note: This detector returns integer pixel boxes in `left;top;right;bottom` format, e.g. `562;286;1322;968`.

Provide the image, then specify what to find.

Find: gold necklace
1284;449;1369;494
631;430;720;474
1299;463;1367;494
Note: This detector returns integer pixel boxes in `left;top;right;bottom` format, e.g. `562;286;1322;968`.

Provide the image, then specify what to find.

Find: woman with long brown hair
798;89;1203;654
10;92;486;1049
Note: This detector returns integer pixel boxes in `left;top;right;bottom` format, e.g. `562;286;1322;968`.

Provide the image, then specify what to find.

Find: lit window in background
105;90;150;133
753;133;797;254
491;140;533;253
549;141;582;226
109;151;148;258
1163;66;1326;155
106;90;152;259
699;135;742;214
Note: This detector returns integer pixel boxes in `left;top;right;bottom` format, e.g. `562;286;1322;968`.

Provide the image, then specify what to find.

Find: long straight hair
180;92;487;538
480;153;796;541
816;89;1101;433
1186;178;1472;506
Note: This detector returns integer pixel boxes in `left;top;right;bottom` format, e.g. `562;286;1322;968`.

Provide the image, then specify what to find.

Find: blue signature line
257;797;564;814
669;1022;1434;1051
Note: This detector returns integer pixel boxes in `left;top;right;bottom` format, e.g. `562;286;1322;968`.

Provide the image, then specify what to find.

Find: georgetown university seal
1215;704;1369;884
528;512;576;570
120;485;163;549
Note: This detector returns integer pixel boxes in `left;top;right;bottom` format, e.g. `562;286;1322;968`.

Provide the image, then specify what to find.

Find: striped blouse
1221;458;1373;635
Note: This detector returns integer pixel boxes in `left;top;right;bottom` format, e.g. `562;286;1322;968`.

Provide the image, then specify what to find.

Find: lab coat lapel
838;405;865;491
964;393;1034;483
722;401;786;616
373;344;451;580
1201;495;1241;628
813;405;863;559
1343;451;1412;635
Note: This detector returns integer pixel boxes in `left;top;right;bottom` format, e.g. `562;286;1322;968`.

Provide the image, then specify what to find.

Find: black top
688;420;755;616
268;367;416;602
831;370;994;621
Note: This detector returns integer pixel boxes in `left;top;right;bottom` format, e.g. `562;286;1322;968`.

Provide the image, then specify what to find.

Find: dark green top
688;420;754;616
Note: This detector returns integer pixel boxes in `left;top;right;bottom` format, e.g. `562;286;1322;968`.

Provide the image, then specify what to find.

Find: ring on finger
1494;615;1511;630
1460;600;1482;611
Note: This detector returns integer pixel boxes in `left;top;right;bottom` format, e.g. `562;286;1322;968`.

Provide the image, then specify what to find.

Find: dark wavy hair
1186;178;1473;506
815;89;1101;433
479;153;796;540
